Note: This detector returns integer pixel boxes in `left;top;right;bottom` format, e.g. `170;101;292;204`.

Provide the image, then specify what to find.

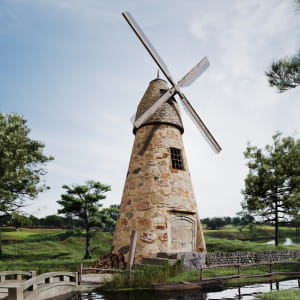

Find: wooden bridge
0;270;78;300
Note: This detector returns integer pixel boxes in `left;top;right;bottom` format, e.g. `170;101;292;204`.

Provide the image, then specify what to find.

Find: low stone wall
182;250;300;271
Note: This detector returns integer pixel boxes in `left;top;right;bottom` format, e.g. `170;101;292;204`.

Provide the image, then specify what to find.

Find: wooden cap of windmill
133;78;184;134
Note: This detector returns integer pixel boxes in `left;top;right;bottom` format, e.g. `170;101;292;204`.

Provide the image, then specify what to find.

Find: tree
9;212;32;229
101;204;119;232
241;132;300;246
202;217;227;230
28;215;40;227
57;180;111;259
0;113;53;254
265;1;300;92
40;215;65;228
266;51;300;92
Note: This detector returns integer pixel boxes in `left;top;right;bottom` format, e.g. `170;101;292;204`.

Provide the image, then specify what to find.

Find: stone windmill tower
112;12;222;263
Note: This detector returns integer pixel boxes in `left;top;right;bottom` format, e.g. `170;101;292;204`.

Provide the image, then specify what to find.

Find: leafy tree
265;1;300;92
203;217;227;230
101;204;119;232
9;212;32;229
0;113;53;254
40;215;65;228
232;216;242;226
57;180;111;259
224;216;232;225
241;132;300;246
28;215;40;227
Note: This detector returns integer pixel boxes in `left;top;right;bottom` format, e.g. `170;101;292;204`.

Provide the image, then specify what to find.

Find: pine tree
265;1;300;92
242;132;300;246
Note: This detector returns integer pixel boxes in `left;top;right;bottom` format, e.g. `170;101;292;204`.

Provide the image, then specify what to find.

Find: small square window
170;147;184;170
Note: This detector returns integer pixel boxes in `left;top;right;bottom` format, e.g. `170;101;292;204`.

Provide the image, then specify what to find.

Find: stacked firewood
90;253;126;270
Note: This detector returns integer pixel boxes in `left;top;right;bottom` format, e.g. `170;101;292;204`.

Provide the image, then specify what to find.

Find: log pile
90;253;126;270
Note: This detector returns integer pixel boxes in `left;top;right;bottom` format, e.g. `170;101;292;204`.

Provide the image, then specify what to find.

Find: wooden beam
127;230;138;280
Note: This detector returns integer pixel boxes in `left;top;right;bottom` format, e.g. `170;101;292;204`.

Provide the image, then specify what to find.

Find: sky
0;0;299;219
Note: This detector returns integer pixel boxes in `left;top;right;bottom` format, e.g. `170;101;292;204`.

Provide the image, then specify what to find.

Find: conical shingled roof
133;79;184;134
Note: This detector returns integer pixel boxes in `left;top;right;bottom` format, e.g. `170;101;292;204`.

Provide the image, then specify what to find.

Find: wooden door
170;216;195;252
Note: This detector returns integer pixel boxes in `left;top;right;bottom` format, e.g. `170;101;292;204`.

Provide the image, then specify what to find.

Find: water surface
74;279;300;300
265;237;300;246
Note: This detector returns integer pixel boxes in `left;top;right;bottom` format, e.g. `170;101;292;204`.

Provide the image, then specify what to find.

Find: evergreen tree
242;132;300;246
266;50;300;92
265;1;300;92
57;180;111;259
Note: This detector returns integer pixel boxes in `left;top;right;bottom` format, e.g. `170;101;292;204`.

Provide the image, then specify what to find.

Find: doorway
169;215;196;252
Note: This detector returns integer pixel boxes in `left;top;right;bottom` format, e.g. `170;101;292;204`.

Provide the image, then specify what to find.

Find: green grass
254;288;300;300
205;236;299;252
168;259;300;287
204;225;298;241
0;225;298;290
0;229;113;274
1;229;66;241
103;264;182;290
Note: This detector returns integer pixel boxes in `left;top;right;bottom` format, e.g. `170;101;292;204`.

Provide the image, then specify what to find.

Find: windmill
111;12;221;263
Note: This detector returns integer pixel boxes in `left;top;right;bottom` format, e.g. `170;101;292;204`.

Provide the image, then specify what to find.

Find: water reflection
70;279;300;300
265;236;300;245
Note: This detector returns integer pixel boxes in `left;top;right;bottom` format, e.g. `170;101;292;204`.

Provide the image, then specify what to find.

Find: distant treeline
4;212;117;232
201;215;299;230
5;212;298;232
201;215;256;230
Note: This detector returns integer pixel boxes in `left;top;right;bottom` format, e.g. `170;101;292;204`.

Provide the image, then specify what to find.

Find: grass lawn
254;288;300;300
205;236;299;252
0;225;298;288
204;225;298;241
0;229;113;274
168;263;299;284
1;228;66;241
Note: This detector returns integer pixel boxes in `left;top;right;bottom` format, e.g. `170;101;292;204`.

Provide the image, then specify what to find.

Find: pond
265;236;300;246
71;279;300;300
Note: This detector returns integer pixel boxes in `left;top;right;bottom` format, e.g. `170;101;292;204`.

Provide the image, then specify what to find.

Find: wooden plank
179;92;222;153
127;230;138;279
122;12;175;86
178;57;209;88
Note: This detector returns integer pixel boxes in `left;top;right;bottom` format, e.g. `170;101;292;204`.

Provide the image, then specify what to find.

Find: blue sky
0;0;299;218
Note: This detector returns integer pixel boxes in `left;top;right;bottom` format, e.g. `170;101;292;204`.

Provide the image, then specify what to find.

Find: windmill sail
123;11;222;154
122;12;175;85
178;57;210;87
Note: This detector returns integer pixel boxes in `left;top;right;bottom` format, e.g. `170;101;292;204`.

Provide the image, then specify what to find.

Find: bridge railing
199;261;300;281
0;271;36;282
7;271;78;300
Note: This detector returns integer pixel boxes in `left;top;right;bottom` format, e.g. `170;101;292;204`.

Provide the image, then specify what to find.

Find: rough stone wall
182;250;300;270
206;250;300;265
112;124;206;263
133;79;184;134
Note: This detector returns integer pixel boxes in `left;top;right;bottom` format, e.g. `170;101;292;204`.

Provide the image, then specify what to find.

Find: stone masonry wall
112;123;206;262
206;250;300;265
182;250;300;270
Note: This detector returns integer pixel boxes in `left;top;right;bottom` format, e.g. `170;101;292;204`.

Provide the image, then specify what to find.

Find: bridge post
30;271;37;278
8;287;23;300
0;275;5;282
74;272;78;285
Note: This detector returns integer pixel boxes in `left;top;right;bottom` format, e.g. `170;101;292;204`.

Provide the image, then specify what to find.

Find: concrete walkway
81;273;113;284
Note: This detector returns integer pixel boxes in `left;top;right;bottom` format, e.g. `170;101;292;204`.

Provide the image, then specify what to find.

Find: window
170;147;184;170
